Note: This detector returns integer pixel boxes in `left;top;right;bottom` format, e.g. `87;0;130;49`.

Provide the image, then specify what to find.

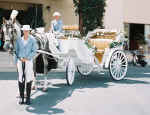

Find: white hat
21;25;32;31
10;10;18;19
53;12;61;17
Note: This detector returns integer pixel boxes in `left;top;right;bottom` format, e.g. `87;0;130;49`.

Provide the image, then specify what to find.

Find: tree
73;0;106;35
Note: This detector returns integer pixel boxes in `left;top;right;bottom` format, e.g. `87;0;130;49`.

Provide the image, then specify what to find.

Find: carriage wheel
77;64;93;76
66;58;76;86
109;50;128;80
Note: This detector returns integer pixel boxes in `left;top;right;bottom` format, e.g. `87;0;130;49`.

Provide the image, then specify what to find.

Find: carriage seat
88;39;114;63
87;30;117;63
88;31;116;53
63;25;79;31
88;39;113;53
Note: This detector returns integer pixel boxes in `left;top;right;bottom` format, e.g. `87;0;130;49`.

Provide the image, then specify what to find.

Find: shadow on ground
0;65;150;115
26;73;111;115
25;69;150;115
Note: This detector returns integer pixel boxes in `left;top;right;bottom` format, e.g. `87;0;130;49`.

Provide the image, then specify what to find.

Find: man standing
15;25;37;105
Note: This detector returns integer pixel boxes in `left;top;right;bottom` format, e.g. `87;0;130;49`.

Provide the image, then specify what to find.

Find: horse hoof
32;86;36;90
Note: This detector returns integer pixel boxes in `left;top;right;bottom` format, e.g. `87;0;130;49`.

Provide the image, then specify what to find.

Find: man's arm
58;20;63;33
50;20;55;32
27;38;37;60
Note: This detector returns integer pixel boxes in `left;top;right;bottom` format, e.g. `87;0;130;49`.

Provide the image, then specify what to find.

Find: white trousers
17;60;34;83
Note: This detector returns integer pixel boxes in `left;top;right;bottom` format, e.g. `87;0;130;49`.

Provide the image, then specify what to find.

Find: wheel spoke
111;67;116;73
114;71;118;78
111;69;116;76
119;71;123;78
77;64;93;76
121;59;126;64
118;53;122;60
121;56;125;61
67;58;75;85
119;69;124;76
111;63;116;67
121;64;127;67
113;54;117;60
112;67;118;76
115;70;119;78
120;67;125;74
111;64;117;70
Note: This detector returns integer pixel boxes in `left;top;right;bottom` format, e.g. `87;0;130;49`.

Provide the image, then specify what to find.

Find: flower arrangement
83;36;97;54
109;41;123;48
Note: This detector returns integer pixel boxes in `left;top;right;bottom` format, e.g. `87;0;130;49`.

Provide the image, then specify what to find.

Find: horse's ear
2;17;6;24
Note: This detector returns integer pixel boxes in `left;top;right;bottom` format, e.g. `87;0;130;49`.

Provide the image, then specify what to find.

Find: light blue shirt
15;35;37;63
51;19;63;33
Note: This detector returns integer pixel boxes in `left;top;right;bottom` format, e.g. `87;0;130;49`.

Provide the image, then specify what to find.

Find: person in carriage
15;25;37;105
49;11;64;50
50;11;63;34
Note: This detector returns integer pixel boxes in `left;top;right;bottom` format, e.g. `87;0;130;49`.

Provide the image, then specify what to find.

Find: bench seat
88;38;114;63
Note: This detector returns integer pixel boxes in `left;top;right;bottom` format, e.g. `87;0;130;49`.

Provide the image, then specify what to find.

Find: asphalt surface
0;52;150;115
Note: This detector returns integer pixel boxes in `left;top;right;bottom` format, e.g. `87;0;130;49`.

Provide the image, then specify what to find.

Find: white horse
2;10;59;91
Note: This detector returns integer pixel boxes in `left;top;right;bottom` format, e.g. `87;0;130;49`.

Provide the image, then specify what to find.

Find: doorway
129;23;145;50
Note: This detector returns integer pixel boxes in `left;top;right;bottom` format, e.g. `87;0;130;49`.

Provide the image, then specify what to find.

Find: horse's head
2;17;20;52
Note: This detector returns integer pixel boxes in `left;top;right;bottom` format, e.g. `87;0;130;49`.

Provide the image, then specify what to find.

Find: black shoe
19;101;24;105
18;82;25;105
25;81;32;105
19;98;24;105
25;98;31;105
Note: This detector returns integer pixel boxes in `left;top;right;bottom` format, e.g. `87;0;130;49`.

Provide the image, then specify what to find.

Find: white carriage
37;27;128;86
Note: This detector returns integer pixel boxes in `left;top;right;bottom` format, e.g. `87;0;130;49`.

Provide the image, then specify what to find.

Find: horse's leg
43;74;48;91
42;54;48;91
32;73;37;90
32;57;37;90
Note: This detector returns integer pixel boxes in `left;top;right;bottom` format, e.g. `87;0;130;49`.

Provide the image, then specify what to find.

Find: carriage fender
103;48;120;68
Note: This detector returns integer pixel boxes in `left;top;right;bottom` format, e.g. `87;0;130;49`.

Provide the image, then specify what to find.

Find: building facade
105;0;150;50
0;0;150;50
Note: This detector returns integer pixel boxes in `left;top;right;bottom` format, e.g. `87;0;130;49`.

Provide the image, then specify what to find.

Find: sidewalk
0;52;16;71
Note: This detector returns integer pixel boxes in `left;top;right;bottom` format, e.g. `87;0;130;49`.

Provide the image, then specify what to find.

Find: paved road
0;52;150;115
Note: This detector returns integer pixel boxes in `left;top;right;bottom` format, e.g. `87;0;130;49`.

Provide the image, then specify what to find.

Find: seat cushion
88;39;113;63
88;39;113;51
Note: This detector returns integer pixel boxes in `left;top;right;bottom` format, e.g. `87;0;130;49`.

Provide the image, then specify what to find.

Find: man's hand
20;58;28;62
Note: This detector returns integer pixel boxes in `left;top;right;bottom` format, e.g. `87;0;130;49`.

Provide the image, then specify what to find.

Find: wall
124;0;150;24
0;2;30;10
0;0;43;4
104;0;124;30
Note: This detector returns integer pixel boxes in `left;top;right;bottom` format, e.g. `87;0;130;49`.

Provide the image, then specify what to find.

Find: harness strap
22;62;26;83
